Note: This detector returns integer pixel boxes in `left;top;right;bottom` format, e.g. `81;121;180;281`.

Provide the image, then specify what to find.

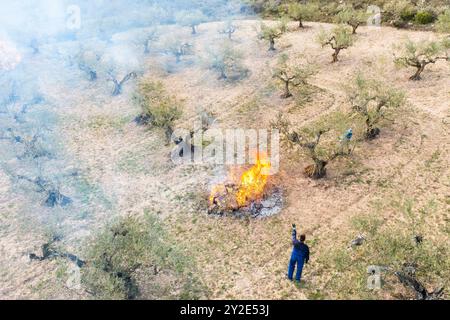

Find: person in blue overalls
340;128;353;154
287;224;310;283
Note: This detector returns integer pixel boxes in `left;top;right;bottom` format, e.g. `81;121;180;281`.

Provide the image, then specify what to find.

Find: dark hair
300;234;306;242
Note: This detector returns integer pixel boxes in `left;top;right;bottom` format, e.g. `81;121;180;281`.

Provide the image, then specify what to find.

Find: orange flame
236;154;271;206
209;153;272;209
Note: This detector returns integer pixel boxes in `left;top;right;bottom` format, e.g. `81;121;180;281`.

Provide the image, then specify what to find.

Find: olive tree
111;27;159;55
272;114;349;179
161;37;193;64
76;43;106;81
394;38;450;80
335;6;369;34
272;54;316;98
262;0;283;16
175;10;207;35
317;25;355;63
76;50;102;81
132;80;183;143
258;20;286;51
135;28;159;54
347;74;405;140
208;43;248;81
219;19;237;40
82;213;203;300
99;45;142;96
76;42;141;94
288;2;319;29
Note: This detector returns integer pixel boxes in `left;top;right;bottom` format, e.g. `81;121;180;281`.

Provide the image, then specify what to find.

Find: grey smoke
0;0;254;246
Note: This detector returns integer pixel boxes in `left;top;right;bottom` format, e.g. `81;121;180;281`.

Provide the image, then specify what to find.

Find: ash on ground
208;187;283;219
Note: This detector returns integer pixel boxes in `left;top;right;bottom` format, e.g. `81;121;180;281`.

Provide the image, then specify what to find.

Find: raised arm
292;226;300;246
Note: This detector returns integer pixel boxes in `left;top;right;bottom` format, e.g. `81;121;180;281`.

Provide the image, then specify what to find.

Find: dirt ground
0;20;449;299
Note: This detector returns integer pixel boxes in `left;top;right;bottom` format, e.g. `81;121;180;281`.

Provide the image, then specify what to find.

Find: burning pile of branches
208;153;282;218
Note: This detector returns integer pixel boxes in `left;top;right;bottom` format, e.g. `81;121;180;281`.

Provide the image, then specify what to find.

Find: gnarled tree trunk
110;72;137;96
111;79;122;96
164;125;174;145
350;23;359;34
365;118;381;140
410;64;425;81
395;271;444;300
269;38;275;51
88;70;97;81
332;48;341;63
304;160;328;179
281;81;292;98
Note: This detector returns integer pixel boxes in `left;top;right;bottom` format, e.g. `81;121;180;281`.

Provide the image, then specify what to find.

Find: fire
236;154;271;206
209;153;271;210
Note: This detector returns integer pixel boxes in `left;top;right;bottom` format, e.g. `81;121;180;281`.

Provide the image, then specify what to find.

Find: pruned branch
395;271;444;300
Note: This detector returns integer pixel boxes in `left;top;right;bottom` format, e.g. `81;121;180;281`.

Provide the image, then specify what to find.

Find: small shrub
262;0;284;16
288;2;319;28
436;9;450;33
321;2;341;20
208;43;249;82
383;0;417;27
414;10;435;25
82;213;204;299
132;80;183;142
399;6;417;22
